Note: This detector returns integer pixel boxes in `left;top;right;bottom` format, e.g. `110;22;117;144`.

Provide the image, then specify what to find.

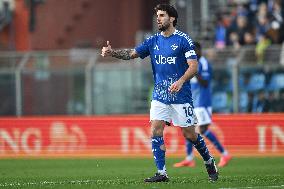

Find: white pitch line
219;185;284;189
0;180;98;187
0;178;140;187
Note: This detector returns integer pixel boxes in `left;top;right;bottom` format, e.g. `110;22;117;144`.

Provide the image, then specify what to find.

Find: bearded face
158;18;171;31
156;10;173;31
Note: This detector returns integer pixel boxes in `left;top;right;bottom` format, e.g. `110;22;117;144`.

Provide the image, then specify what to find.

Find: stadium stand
0;0;283;115
268;73;284;90
246;73;266;92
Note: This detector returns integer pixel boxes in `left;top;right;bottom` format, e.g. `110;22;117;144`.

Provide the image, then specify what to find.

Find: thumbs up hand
101;41;113;57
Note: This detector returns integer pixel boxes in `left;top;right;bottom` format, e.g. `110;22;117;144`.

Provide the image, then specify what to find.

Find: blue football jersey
135;30;197;104
191;56;212;107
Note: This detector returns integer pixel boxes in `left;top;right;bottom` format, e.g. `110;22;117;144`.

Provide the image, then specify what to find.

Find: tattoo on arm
111;49;135;60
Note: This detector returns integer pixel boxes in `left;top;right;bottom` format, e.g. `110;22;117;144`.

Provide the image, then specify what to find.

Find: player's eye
157;14;164;18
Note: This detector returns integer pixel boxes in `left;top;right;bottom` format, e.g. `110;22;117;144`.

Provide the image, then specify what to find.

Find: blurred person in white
173;42;232;169
101;3;218;183
267;0;284;43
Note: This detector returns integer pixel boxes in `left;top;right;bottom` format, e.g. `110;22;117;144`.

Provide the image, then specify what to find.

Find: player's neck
161;26;175;37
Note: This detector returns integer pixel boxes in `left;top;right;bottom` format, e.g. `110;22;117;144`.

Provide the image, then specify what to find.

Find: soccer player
173;42;232;168
101;4;218;182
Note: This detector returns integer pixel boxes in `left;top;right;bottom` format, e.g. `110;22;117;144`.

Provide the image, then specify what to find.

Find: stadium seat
246;73;266;92
267;73;284;91
239;91;248;112
212;91;229;113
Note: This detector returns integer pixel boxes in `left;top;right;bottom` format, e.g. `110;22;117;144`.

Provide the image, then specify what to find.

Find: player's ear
170;17;175;24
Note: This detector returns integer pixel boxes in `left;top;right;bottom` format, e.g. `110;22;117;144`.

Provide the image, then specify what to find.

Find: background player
101;4;218;183
173;42;232;168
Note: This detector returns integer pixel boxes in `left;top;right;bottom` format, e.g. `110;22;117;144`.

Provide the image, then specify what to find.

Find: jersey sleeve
134;37;152;59
182;37;197;60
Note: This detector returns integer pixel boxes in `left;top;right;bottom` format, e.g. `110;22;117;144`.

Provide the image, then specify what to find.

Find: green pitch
0;157;283;189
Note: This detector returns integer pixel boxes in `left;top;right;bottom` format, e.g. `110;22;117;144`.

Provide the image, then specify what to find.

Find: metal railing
0;45;283;116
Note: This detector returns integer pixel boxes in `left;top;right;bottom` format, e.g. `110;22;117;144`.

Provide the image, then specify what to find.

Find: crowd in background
209;0;284;113
247;89;284;112
0;0;283;115
214;0;283;64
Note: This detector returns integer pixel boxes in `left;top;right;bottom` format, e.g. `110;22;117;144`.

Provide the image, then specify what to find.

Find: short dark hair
193;42;202;58
154;4;178;27
193;41;201;51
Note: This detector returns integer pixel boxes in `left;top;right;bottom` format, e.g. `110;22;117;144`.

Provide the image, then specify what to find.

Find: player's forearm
180;69;197;83
111;49;137;60
179;61;198;83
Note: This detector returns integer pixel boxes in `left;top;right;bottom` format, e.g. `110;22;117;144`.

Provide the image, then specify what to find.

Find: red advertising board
0;114;283;158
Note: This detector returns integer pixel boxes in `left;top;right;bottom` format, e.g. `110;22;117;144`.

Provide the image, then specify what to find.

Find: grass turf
0;157;283;189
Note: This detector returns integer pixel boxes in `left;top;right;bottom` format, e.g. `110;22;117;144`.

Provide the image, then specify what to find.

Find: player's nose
156;16;160;22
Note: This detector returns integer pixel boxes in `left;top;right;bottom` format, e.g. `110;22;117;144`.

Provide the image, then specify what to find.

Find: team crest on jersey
171;44;178;50
186;118;192;124
154;45;159;50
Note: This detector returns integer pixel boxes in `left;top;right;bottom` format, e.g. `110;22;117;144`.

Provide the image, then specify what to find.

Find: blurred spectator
267;0;284;43
252;89;270;112
267;91;278;112
247;91;254;112
214;15;227;49
275;89;284;112
255;3;270;41
227;15;252;46
248;0;258;14
220;0;284;49
244;31;256;45
255;33;271;64
228;32;241;50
